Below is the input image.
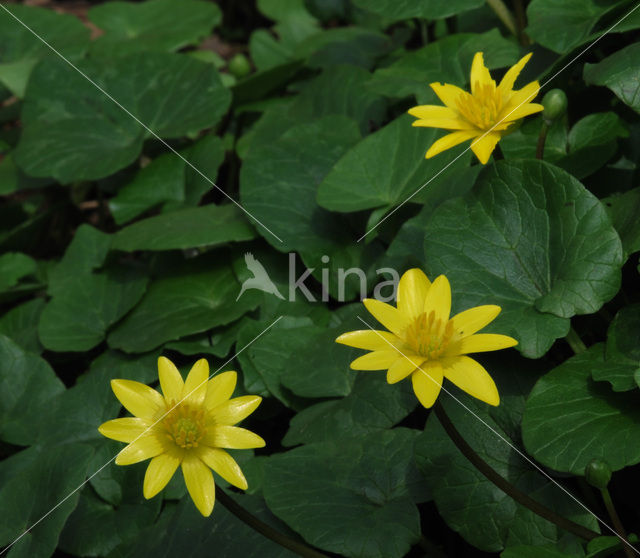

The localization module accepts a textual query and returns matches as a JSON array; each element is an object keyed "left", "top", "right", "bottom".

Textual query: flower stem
[
  {"left": 512, "top": 0, "right": 529, "bottom": 45},
  {"left": 565, "top": 326, "right": 587, "bottom": 354},
  {"left": 433, "top": 402, "right": 599, "bottom": 541},
  {"left": 600, "top": 488, "right": 634, "bottom": 558},
  {"left": 217, "top": 489, "right": 329, "bottom": 558},
  {"left": 536, "top": 121, "right": 549, "bottom": 159},
  {"left": 486, "top": 0, "right": 518, "bottom": 37}
]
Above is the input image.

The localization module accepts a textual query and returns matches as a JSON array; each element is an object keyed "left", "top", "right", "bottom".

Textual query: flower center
[
  {"left": 163, "top": 402, "right": 207, "bottom": 449},
  {"left": 456, "top": 83, "right": 505, "bottom": 130},
  {"left": 403, "top": 311, "right": 454, "bottom": 360}
]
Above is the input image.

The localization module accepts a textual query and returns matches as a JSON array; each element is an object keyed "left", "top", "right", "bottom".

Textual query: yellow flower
[
  {"left": 98, "top": 357, "right": 265, "bottom": 517},
  {"left": 336, "top": 269, "right": 517, "bottom": 408},
  {"left": 408, "top": 52, "right": 543, "bottom": 164}
]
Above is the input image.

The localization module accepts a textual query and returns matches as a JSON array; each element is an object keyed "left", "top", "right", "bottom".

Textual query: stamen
[
  {"left": 403, "top": 312, "right": 454, "bottom": 360},
  {"left": 163, "top": 401, "right": 207, "bottom": 449}
]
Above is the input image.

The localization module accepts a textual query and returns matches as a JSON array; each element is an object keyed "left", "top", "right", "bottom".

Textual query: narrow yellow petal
[
  {"left": 206, "top": 425, "right": 266, "bottom": 449},
  {"left": 350, "top": 350, "right": 399, "bottom": 370},
  {"left": 503, "top": 81, "right": 540, "bottom": 112},
  {"left": 209, "top": 395, "right": 262, "bottom": 426},
  {"left": 470, "top": 52, "right": 494, "bottom": 94},
  {"left": 98, "top": 417, "right": 151, "bottom": 443},
  {"left": 387, "top": 355, "right": 425, "bottom": 384},
  {"left": 412, "top": 118, "right": 475, "bottom": 131},
  {"left": 411, "top": 363, "right": 443, "bottom": 408},
  {"left": 143, "top": 450, "right": 182, "bottom": 499},
  {"left": 470, "top": 132, "right": 501, "bottom": 164},
  {"left": 183, "top": 358, "right": 209, "bottom": 405},
  {"left": 426, "top": 130, "right": 478, "bottom": 158},
  {"left": 449, "top": 305, "right": 501, "bottom": 339},
  {"left": 115, "top": 434, "right": 166, "bottom": 465},
  {"left": 498, "top": 52, "right": 533, "bottom": 94},
  {"left": 442, "top": 356, "right": 500, "bottom": 406},
  {"left": 335, "top": 330, "right": 402, "bottom": 351},
  {"left": 204, "top": 371, "right": 237, "bottom": 412},
  {"left": 429, "top": 82, "right": 467, "bottom": 109},
  {"left": 111, "top": 379, "right": 165, "bottom": 421},
  {"left": 408, "top": 105, "right": 472, "bottom": 130},
  {"left": 182, "top": 455, "right": 215, "bottom": 517},
  {"left": 363, "top": 298, "right": 409, "bottom": 336},
  {"left": 423, "top": 274, "right": 451, "bottom": 323},
  {"left": 197, "top": 447, "right": 248, "bottom": 490},
  {"left": 502, "top": 102, "right": 543, "bottom": 121},
  {"left": 158, "top": 356, "right": 184, "bottom": 403},
  {"left": 397, "top": 268, "right": 431, "bottom": 319},
  {"left": 445, "top": 333, "right": 518, "bottom": 356}
]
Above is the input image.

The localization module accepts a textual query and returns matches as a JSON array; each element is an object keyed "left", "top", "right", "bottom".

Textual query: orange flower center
[
  {"left": 163, "top": 402, "right": 207, "bottom": 449},
  {"left": 456, "top": 83, "right": 505, "bottom": 130},
  {"left": 404, "top": 311, "right": 454, "bottom": 360}
]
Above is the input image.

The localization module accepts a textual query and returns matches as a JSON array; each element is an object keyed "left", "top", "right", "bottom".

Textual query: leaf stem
[
  {"left": 217, "top": 489, "right": 330, "bottom": 558},
  {"left": 600, "top": 488, "right": 634, "bottom": 558},
  {"left": 565, "top": 326, "right": 587, "bottom": 354},
  {"left": 433, "top": 402, "right": 599, "bottom": 541},
  {"left": 486, "top": 0, "right": 518, "bottom": 37},
  {"left": 536, "top": 121, "right": 549, "bottom": 160}
]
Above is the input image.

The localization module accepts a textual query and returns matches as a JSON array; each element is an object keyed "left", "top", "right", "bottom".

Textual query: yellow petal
[
  {"left": 470, "top": 52, "right": 494, "bottom": 94},
  {"left": 423, "top": 274, "right": 451, "bottom": 323},
  {"left": 182, "top": 454, "right": 215, "bottom": 517},
  {"left": 430, "top": 82, "right": 467, "bottom": 109},
  {"left": 204, "top": 371, "right": 237, "bottom": 412},
  {"left": 350, "top": 350, "right": 399, "bottom": 370},
  {"left": 387, "top": 355, "right": 425, "bottom": 384},
  {"left": 183, "top": 358, "right": 209, "bottom": 405},
  {"left": 503, "top": 81, "right": 540, "bottom": 113},
  {"left": 111, "top": 379, "right": 165, "bottom": 421},
  {"left": 412, "top": 118, "right": 474, "bottom": 131},
  {"left": 408, "top": 105, "right": 472, "bottom": 130},
  {"left": 397, "top": 268, "right": 431, "bottom": 319},
  {"left": 158, "top": 356, "right": 184, "bottom": 403},
  {"left": 502, "top": 102, "right": 543, "bottom": 121},
  {"left": 197, "top": 447, "right": 248, "bottom": 490},
  {"left": 498, "top": 52, "right": 532, "bottom": 94},
  {"left": 143, "top": 450, "right": 182, "bottom": 499},
  {"left": 442, "top": 356, "right": 500, "bottom": 406},
  {"left": 363, "top": 298, "right": 409, "bottom": 336},
  {"left": 98, "top": 417, "right": 151, "bottom": 443},
  {"left": 206, "top": 425, "right": 266, "bottom": 449},
  {"left": 115, "top": 434, "right": 166, "bottom": 465},
  {"left": 426, "top": 130, "right": 478, "bottom": 158},
  {"left": 445, "top": 333, "right": 518, "bottom": 356},
  {"left": 411, "top": 363, "right": 443, "bottom": 408},
  {"left": 336, "top": 330, "right": 401, "bottom": 351},
  {"left": 470, "top": 132, "right": 501, "bottom": 164},
  {"left": 209, "top": 395, "right": 262, "bottom": 425},
  {"left": 449, "top": 305, "right": 501, "bottom": 339}
]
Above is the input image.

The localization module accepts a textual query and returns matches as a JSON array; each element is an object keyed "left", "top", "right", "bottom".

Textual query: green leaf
[
  {"left": 108, "top": 256, "right": 258, "bottom": 353},
  {"left": 500, "top": 117, "right": 568, "bottom": 163},
  {"left": 502, "top": 547, "right": 573, "bottom": 558},
  {"left": 232, "top": 59, "right": 305, "bottom": 106},
  {"left": 112, "top": 204, "right": 256, "bottom": 252},
  {"left": 522, "top": 344, "right": 640, "bottom": 475},
  {"left": 263, "top": 429, "right": 422, "bottom": 558},
  {"left": 422, "top": 160, "right": 623, "bottom": 358},
  {"left": 584, "top": 43, "right": 640, "bottom": 114},
  {"left": 88, "top": 0, "right": 221, "bottom": 56},
  {"left": 165, "top": 319, "right": 246, "bottom": 359},
  {"left": 0, "top": 444, "right": 94, "bottom": 558},
  {"left": 0, "top": 334, "right": 64, "bottom": 445},
  {"left": 604, "top": 186, "right": 640, "bottom": 260},
  {"left": 0, "top": 4, "right": 90, "bottom": 97},
  {"left": 317, "top": 114, "right": 471, "bottom": 212},
  {"left": 366, "top": 30, "right": 519, "bottom": 100},
  {"left": 351, "top": 0, "right": 483, "bottom": 21},
  {"left": 0, "top": 252, "right": 36, "bottom": 291},
  {"left": 15, "top": 53, "right": 230, "bottom": 182},
  {"left": 416, "top": 356, "right": 598, "bottom": 552},
  {"left": 526, "top": 0, "right": 627, "bottom": 54},
  {"left": 0, "top": 298, "right": 45, "bottom": 354},
  {"left": 283, "top": 373, "right": 416, "bottom": 446}
]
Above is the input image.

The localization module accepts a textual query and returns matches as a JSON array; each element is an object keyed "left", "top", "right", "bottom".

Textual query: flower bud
[
  {"left": 585, "top": 458, "right": 612, "bottom": 489},
  {"left": 228, "top": 54, "right": 251, "bottom": 78},
  {"left": 541, "top": 89, "right": 568, "bottom": 123}
]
